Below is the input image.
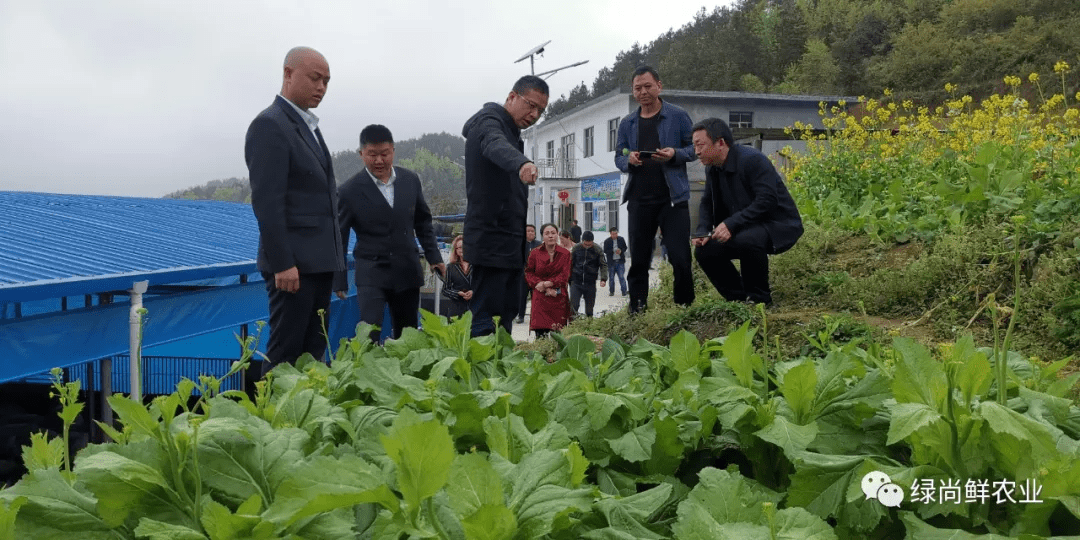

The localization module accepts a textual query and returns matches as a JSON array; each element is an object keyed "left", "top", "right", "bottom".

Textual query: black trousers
[
  {"left": 469, "top": 264, "right": 522, "bottom": 337},
  {"left": 570, "top": 282, "right": 597, "bottom": 317},
  {"left": 357, "top": 286, "right": 420, "bottom": 343},
  {"left": 694, "top": 224, "right": 773, "bottom": 304},
  {"left": 261, "top": 271, "right": 333, "bottom": 373},
  {"left": 626, "top": 200, "right": 695, "bottom": 311},
  {"left": 517, "top": 275, "right": 531, "bottom": 319}
]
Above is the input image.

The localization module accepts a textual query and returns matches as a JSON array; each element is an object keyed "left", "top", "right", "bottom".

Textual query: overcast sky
[{"left": 0, "top": 0, "right": 731, "bottom": 197}]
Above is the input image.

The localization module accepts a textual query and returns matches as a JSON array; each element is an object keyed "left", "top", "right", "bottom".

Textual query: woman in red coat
[{"left": 525, "top": 223, "right": 572, "bottom": 338}]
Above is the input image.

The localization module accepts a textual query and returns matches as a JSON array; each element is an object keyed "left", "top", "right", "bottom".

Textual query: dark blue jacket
[{"left": 614, "top": 99, "right": 697, "bottom": 205}]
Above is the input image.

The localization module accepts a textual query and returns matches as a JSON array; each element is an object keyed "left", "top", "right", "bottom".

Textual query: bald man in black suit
[{"left": 246, "top": 46, "right": 345, "bottom": 373}]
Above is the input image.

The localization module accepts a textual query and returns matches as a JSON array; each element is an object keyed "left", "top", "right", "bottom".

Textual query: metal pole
[{"left": 129, "top": 280, "right": 149, "bottom": 402}]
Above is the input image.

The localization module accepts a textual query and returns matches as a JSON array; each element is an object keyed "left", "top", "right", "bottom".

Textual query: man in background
[
  {"left": 603, "top": 227, "right": 628, "bottom": 296},
  {"left": 462, "top": 75, "right": 549, "bottom": 336},
  {"left": 614, "top": 65, "right": 697, "bottom": 313},
  {"left": 691, "top": 118, "right": 803, "bottom": 306},
  {"left": 333, "top": 124, "right": 445, "bottom": 342},
  {"left": 516, "top": 223, "right": 541, "bottom": 324},
  {"left": 569, "top": 231, "right": 607, "bottom": 318},
  {"left": 569, "top": 219, "right": 582, "bottom": 243},
  {"left": 246, "top": 46, "right": 343, "bottom": 375}
]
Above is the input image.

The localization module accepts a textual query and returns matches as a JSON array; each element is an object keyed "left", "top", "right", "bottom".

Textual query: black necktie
[{"left": 313, "top": 127, "right": 330, "bottom": 167}]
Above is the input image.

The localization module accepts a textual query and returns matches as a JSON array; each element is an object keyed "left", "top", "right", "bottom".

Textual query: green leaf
[
  {"left": 886, "top": 402, "right": 943, "bottom": 445},
  {"left": 21, "top": 432, "right": 65, "bottom": 472},
  {"left": 780, "top": 361, "right": 818, "bottom": 424},
  {"left": 721, "top": 323, "right": 761, "bottom": 390},
  {"left": 567, "top": 442, "right": 589, "bottom": 488},
  {"left": 606, "top": 423, "right": 656, "bottom": 463},
  {"left": 107, "top": 395, "right": 161, "bottom": 437},
  {"left": 0, "top": 496, "right": 26, "bottom": 540},
  {"left": 446, "top": 453, "right": 505, "bottom": 518},
  {"left": 381, "top": 411, "right": 455, "bottom": 511},
  {"left": 899, "top": 511, "right": 1015, "bottom": 539},
  {"left": 978, "top": 401, "right": 1061, "bottom": 466},
  {"left": 670, "top": 330, "right": 703, "bottom": 373},
  {"left": 891, "top": 339, "right": 947, "bottom": 409},
  {"left": 675, "top": 468, "right": 781, "bottom": 526},
  {"left": 585, "top": 392, "right": 626, "bottom": 430},
  {"left": 950, "top": 335, "right": 992, "bottom": 406},
  {"left": 564, "top": 335, "right": 597, "bottom": 364},
  {"left": 507, "top": 449, "right": 572, "bottom": 512},
  {"left": 673, "top": 468, "right": 835, "bottom": 539},
  {"left": 75, "top": 450, "right": 189, "bottom": 529},
  {"left": 1, "top": 469, "right": 123, "bottom": 539},
  {"left": 754, "top": 417, "right": 819, "bottom": 455},
  {"left": 195, "top": 415, "right": 309, "bottom": 506},
  {"left": 514, "top": 485, "right": 593, "bottom": 539},
  {"left": 263, "top": 454, "right": 398, "bottom": 527},
  {"left": 461, "top": 504, "right": 517, "bottom": 540},
  {"left": 595, "top": 483, "right": 673, "bottom": 522},
  {"left": 132, "top": 518, "right": 206, "bottom": 540}
]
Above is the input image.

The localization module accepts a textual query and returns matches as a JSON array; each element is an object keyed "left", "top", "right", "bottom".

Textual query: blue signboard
[{"left": 581, "top": 172, "right": 621, "bottom": 202}]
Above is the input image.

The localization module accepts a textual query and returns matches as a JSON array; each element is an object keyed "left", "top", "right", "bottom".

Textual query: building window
[
  {"left": 729, "top": 111, "right": 753, "bottom": 128},
  {"left": 607, "top": 118, "right": 619, "bottom": 151},
  {"left": 560, "top": 133, "right": 575, "bottom": 159},
  {"left": 583, "top": 127, "right": 594, "bottom": 157},
  {"left": 607, "top": 200, "right": 619, "bottom": 231},
  {"left": 546, "top": 140, "right": 554, "bottom": 159},
  {"left": 583, "top": 202, "right": 593, "bottom": 231}
]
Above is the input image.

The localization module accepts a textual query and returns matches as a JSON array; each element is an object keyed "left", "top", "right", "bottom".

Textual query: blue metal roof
[{"left": 0, "top": 191, "right": 260, "bottom": 302}]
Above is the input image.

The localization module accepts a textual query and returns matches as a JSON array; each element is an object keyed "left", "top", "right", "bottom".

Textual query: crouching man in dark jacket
[
  {"left": 569, "top": 231, "right": 608, "bottom": 318},
  {"left": 690, "top": 118, "right": 803, "bottom": 306}
]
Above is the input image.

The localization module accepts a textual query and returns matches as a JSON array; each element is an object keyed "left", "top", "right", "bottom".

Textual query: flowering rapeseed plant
[{"left": 785, "top": 65, "right": 1080, "bottom": 244}]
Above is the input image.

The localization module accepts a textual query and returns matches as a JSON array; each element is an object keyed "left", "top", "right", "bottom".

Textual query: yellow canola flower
[
  {"left": 1029, "top": 72, "right": 1040, "bottom": 83},
  {"left": 1055, "top": 61, "right": 1070, "bottom": 74}
]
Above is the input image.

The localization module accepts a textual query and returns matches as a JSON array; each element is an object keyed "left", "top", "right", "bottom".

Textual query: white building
[{"left": 523, "top": 89, "right": 849, "bottom": 235}]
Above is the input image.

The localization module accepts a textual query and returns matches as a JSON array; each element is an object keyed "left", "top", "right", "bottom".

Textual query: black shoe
[
  {"left": 515, "top": 317, "right": 524, "bottom": 324},
  {"left": 622, "top": 291, "right": 628, "bottom": 296},
  {"left": 609, "top": 291, "right": 614, "bottom": 296}
]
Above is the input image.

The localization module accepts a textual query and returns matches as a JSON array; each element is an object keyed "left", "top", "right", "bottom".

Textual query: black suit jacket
[
  {"left": 245, "top": 96, "right": 345, "bottom": 274},
  {"left": 333, "top": 167, "right": 443, "bottom": 292},
  {"left": 696, "top": 144, "right": 803, "bottom": 254}
]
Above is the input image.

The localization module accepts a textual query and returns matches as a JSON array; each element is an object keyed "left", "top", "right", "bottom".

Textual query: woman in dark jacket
[
  {"left": 442, "top": 235, "right": 473, "bottom": 317},
  {"left": 525, "top": 224, "right": 572, "bottom": 338}
]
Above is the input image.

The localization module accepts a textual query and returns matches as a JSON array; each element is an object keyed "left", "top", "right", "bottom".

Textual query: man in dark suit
[
  {"left": 691, "top": 118, "right": 803, "bottom": 306},
  {"left": 333, "top": 124, "right": 445, "bottom": 343},
  {"left": 245, "top": 46, "right": 344, "bottom": 372}
]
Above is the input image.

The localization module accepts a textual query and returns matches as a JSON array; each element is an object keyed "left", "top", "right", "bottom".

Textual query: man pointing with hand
[{"left": 462, "top": 75, "right": 549, "bottom": 337}]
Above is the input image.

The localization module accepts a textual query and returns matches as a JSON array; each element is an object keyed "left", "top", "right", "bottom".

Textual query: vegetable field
[{"left": 2, "top": 310, "right": 1079, "bottom": 539}]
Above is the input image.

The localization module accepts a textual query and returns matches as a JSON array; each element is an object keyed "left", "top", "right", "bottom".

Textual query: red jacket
[{"left": 525, "top": 245, "right": 571, "bottom": 331}]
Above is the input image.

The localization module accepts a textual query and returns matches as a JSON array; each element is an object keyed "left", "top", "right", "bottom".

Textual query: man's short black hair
[
  {"left": 631, "top": 65, "right": 661, "bottom": 84},
  {"left": 582, "top": 231, "right": 594, "bottom": 242},
  {"left": 360, "top": 124, "right": 394, "bottom": 148},
  {"left": 692, "top": 118, "right": 734, "bottom": 147},
  {"left": 526, "top": 224, "right": 536, "bottom": 230},
  {"left": 572, "top": 219, "right": 578, "bottom": 224},
  {"left": 513, "top": 75, "right": 549, "bottom": 97},
  {"left": 609, "top": 227, "right": 618, "bottom": 233}
]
